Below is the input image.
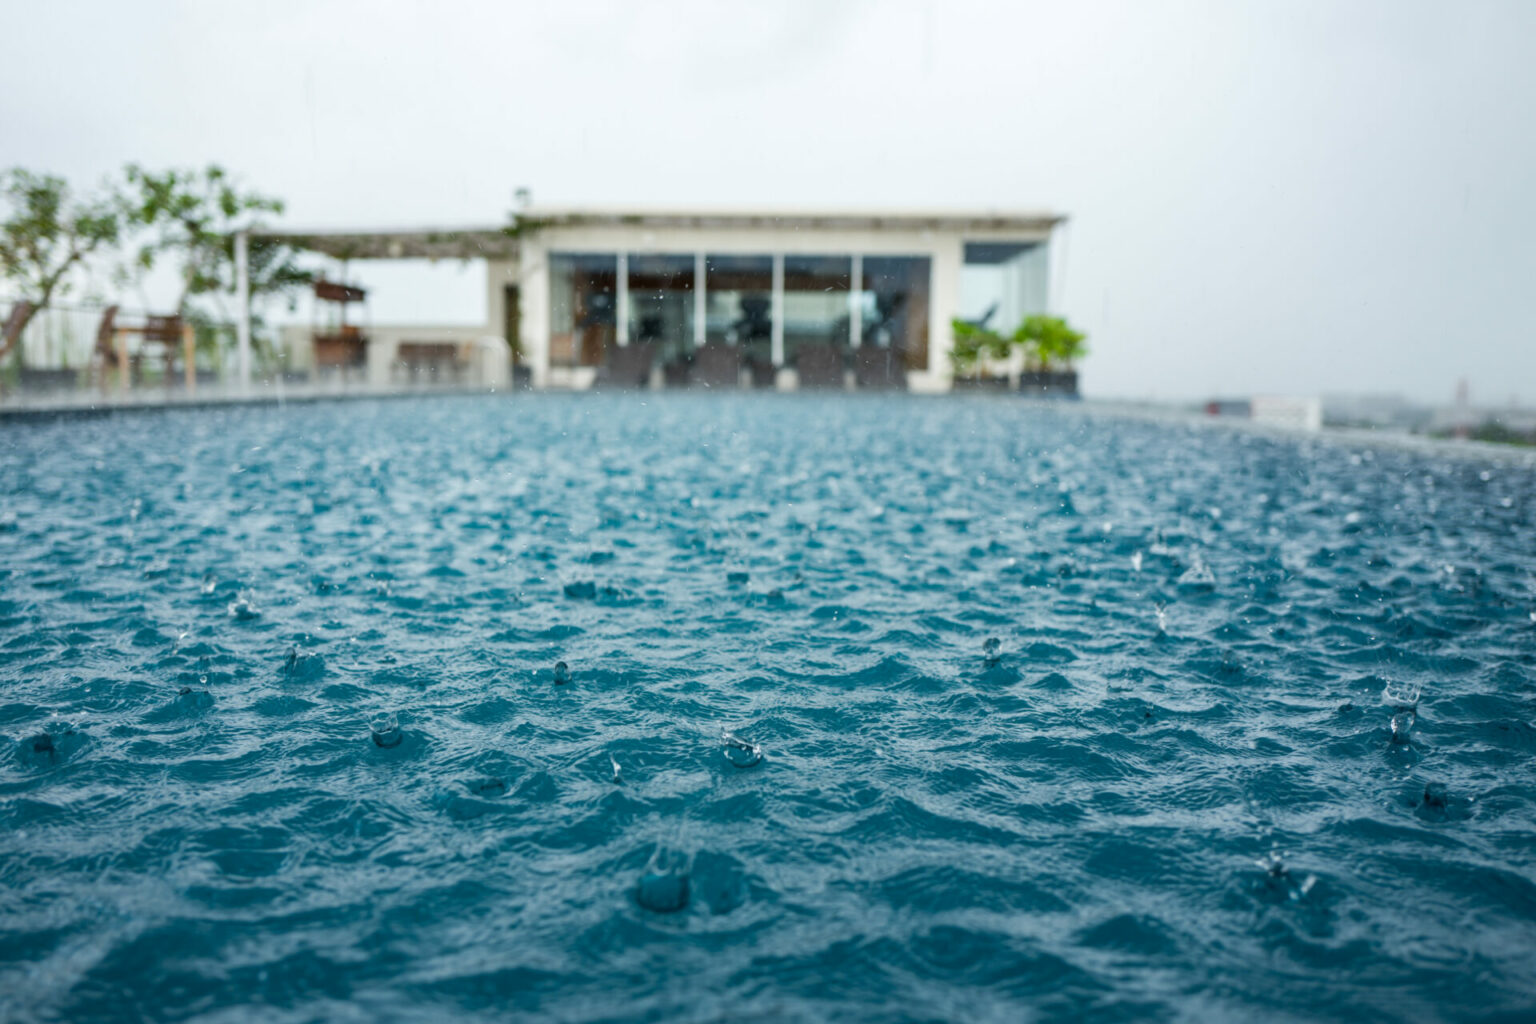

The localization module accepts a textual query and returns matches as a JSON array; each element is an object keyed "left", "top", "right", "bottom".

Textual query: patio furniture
[
  {"left": 595, "top": 341, "right": 658, "bottom": 389},
  {"left": 853, "top": 346, "right": 906, "bottom": 391},
  {"left": 690, "top": 341, "right": 741, "bottom": 389},
  {"left": 793, "top": 344, "right": 845, "bottom": 390}
]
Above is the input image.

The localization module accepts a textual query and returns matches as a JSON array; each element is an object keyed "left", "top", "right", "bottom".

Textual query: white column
[
  {"left": 522, "top": 244, "right": 550, "bottom": 389},
  {"left": 1047, "top": 220, "right": 1069, "bottom": 314},
  {"left": 693, "top": 252, "right": 706, "bottom": 348},
  {"left": 234, "top": 230, "right": 251, "bottom": 391},
  {"left": 849, "top": 253, "right": 863, "bottom": 349},
  {"left": 615, "top": 252, "right": 629, "bottom": 346},
  {"left": 770, "top": 253, "right": 784, "bottom": 366}
]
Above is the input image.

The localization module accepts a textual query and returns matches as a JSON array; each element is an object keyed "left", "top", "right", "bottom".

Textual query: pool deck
[{"left": 0, "top": 382, "right": 505, "bottom": 422}]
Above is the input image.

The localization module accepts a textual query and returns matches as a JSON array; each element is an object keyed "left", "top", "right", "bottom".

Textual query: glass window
[
  {"left": 704, "top": 255, "right": 773, "bottom": 367},
  {"left": 627, "top": 254, "right": 694, "bottom": 363},
  {"left": 549, "top": 252, "right": 617, "bottom": 367},
  {"left": 959, "top": 242, "right": 1048, "bottom": 338},
  {"left": 860, "top": 256, "right": 931, "bottom": 371},
  {"left": 782, "top": 255, "right": 851, "bottom": 365}
]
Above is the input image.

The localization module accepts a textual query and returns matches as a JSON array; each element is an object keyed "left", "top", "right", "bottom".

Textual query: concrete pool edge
[{"left": 3, "top": 387, "right": 1532, "bottom": 470}]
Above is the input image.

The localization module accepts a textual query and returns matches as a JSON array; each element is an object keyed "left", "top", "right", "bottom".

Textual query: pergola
[{"left": 232, "top": 224, "right": 519, "bottom": 388}]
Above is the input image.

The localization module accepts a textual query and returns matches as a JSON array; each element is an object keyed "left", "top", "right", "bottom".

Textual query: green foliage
[
  {"left": 0, "top": 168, "right": 124, "bottom": 356},
  {"left": 951, "top": 313, "right": 1088, "bottom": 376},
  {"left": 123, "top": 164, "right": 307, "bottom": 315},
  {"left": 1012, "top": 314, "right": 1088, "bottom": 370},
  {"left": 950, "top": 318, "right": 1011, "bottom": 372}
]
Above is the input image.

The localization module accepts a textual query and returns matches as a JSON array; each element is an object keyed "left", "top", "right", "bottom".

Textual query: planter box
[
  {"left": 1019, "top": 370, "right": 1079, "bottom": 398},
  {"left": 953, "top": 375, "right": 1012, "bottom": 393},
  {"left": 18, "top": 368, "right": 80, "bottom": 392}
]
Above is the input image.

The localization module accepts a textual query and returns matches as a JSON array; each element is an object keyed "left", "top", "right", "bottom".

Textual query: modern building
[{"left": 260, "top": 206, "right": 1066, "bottom": 393}]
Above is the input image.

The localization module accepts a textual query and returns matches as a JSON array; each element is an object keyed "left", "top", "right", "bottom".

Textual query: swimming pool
[{"left": 2, "top": 394, "right": 1533, "bottom": 1022}]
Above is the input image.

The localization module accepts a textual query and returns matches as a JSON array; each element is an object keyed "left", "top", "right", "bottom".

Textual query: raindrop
[
  {"left": 722, "top": 730, "right": 763, "bottom": 768},
  {"left": 1390, "top": 709, "right": 1416, "bottom": 744},
  {"left": 471, "top": 777, "right": 507, "bottom": 797},
  {"left": 982, "top": 637, "right": 1001, "bottom": 664},
  {"left": 370, "top": 713, "right": 403, "bottom": 748},
  {"left": 1131, "top": 550, "right": 1143, "bottom": 572},
  {"left": 636, "top": 848, "right": 690, "bottom": 913},
  {"left": 227, "top": 594, "right": 260, "bottom": 621},
  {"left": 1256, "top": 848, "right": 1316, "bottom": 899},
  {"left": 609, "top": 753, "right": 622, "bottom": 783},
  {"left": 553, "top": 660, "right": 571, "bottom": 685},
  {"left": 1177, "top": 555, "right": 1217, "bottom": 589}
]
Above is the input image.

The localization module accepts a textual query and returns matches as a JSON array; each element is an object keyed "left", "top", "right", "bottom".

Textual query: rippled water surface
[{"left": 3, "top": 394, "right": 1535, "bottom": 1022}]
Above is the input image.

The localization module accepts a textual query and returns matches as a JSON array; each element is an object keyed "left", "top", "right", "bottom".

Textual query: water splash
[
  {"left": 722, "top": 731, "right": 763, "bottom": 768},
  {"left": 636, "top": 847, "right": 691, "bottom": 913},
  {"left": 1177, "top": 555, "right": 1217, "bottom": 589},
  {"left": 553, "top": 661, "right": 571, "bottom": 685},
  {"left": 227, "top": 593, "right": 260, "bottom": 621},
  {"left": 369, "top": 713, "right": 403, "bottom": 749},
  {"left": 1383, "top": 680, "right": 1421, "bottom": 744},
  {"left": 1255, "top": 849, "right": 1317, "bottom": 900}
]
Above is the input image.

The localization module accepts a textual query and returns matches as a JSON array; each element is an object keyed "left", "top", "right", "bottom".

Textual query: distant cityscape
[{"left": 1200, "top": 385, "right": 1536, "bottom": 446}]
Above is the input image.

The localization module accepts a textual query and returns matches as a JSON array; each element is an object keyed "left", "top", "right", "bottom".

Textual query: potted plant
[
  {"left": 1015, "top": 314, "right": 1086, "bottom": 397},
  {"left": 949, "top": 318, "right": 1013, "bottom": 391}
]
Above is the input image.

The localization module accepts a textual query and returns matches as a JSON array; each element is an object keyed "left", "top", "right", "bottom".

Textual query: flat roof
[{"left": 256, "top": 206, "right": 1066, "bottom": 260}]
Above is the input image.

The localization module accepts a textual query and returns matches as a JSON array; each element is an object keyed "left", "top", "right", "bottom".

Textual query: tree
[
  {"left": 124, "top": 164, "right": 312, "bottom": 367},
  {"left": 0, "top": 169, "right": 124, "bottom": 361},
  {"left": 123, "top": 164, "right": 302, "bottom": 317},
  {"left": 188, "top": 233, "right": 315, "bottom": 365}
]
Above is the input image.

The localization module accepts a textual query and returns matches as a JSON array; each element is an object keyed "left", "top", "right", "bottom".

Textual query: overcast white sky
[{"left": 4, "top": 0, "right": 1533, "bottom": 402}]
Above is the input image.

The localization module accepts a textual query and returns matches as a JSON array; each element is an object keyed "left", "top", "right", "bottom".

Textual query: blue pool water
[{"left": 2, "top": 394, "right": 1534, "bottom": 1022}]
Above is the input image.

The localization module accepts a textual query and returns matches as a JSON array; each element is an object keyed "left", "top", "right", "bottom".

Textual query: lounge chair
[
  {"left": 793, "top": 344, "right": 845, "bottom": 390},
  {"left": 853, "top": 346, "right": 907, "bottom": 391},
  {"left": 595, "top": 341, "right": 658, "bottom": 389},
  {"left": 691, "top": 341, "right": 741, "bottom": 389}
]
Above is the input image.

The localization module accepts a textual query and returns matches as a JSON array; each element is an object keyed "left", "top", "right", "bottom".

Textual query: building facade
[{"left": 263, "top": 207, "right": 1064, "bottom": 393}]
